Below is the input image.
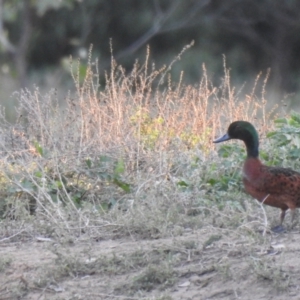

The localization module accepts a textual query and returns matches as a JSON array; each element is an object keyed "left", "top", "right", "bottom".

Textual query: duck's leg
[
  {"left": 271, "top": 208, "right": 287, "bottom": 233},
  {"left": 280, "top": 209, "right": 286, "bottom": 225},
  {"left": 290, "top": 207, "right": 297, "bottom": 228}
]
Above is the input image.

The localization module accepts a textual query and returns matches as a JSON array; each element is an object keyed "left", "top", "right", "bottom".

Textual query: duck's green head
[{"left": 213, "top": 121, "right": 259, "bottom": 158}]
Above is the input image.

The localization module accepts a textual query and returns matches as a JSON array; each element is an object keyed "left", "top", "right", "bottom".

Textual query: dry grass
[
  {"left": 0, "top": 47, "right": 296, "bottom": 299},
  {"left": 0, "top": 47, "right": 271, "bottom": 235}
]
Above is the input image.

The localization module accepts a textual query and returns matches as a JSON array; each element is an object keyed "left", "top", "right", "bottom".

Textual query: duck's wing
[{"left": 259, "top": 166, "right": 300, "bottom": 196}]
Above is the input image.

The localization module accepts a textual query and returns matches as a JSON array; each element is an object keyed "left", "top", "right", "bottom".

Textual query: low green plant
[
  {"left": 85, "top": 155, "right": 131, "bottom": 193},
  {"left": 250, "top": 259, "right": 290, "bottom": 291},
  {"left": 266, "top": 111, "right": 300, "bottom": 162},
  {"left": 0, "top": 256, "right": 12, "bottom": 272},
  {"left": 132, "top": 264, "right": 176, "bottom": 292},
  {"left": 84, "top": 155, "right": 131, "bottom": 210},
  {"left": 130, "top": 109, "right": 210, "bottom": 150},
  {"left": 208, "top": 144, "right": 245, "bottom": 191}
]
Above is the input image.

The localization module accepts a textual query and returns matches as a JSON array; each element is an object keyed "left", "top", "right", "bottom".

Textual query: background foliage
[{"left": 2, "top": 0, "right": 300, "bottom": 97}]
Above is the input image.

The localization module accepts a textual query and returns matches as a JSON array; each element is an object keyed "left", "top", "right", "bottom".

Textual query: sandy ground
[{"left": 1, "top": 226, "right": 300, "bottom": 300}]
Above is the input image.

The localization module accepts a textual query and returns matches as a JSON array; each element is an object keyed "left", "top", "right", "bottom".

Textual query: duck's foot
[{"left": 271, "top": 225, "right": 286, "bottom": 233}]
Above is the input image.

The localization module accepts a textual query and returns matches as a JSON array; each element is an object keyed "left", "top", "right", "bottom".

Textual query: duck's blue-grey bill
[{"left": 213, "top": 133, "right": 231, "bottom": 143}]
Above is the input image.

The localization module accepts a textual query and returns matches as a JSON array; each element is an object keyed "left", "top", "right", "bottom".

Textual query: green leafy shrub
[
  {"left": 130, "top": 109, "right": 210, "bottom": 150},
  {"left": 266, "top": 111, "right": 300, "bottom": 166}
]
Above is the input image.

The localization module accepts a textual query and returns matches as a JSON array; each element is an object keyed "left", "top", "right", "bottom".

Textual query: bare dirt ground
[{"left": 1, "top": 225, "right": 300, "bottom": 300}]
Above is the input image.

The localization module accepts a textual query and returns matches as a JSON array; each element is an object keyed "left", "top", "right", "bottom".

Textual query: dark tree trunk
[{"left": 14, "top": 0, "right": 32, "bottom": 88}]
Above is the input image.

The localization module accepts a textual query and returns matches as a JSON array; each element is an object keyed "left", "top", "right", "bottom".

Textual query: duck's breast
[{"left": 242, "top": 157, "right": 263, "bottom": 184}]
